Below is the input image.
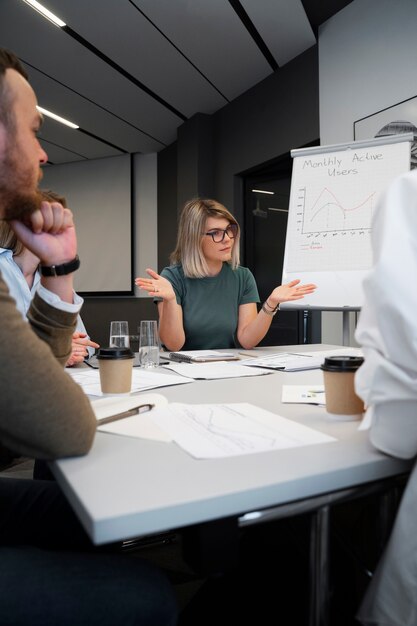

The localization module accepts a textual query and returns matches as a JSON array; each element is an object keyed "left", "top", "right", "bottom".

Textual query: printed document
[
  {"left": 163, "top": 361, "right": 272, "bottom": 380},
  {"left": 240, "top": 353, "right": 323, "bottom": 371},
  {"left": 67, "top": 368, "right": 193, "bottom": 396},
  {"left": 241, "top": 347, "right": 363, "bottom": 372},
  {"left": 282, "top": 385, "right": 326, "bottom": 405},
  {"left": 149, "top": 402, "right": 336, "bottom": 458}
]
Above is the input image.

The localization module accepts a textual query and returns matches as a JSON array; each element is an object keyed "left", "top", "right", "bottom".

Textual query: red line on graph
[{"left": 310, "top": 187, "right": 376, "bottom": 221}]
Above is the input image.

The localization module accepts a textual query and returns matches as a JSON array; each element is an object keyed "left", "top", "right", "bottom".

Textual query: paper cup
[
  {"left": 321, "top": 356, "right": 365, "bottom": 419},
  {"left": 97, "top": 347, "right": 134, "bottom": 394}
]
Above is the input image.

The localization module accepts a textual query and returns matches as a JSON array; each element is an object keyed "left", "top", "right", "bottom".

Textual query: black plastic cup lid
[
  {"left": 96, "top": 347, "right": 134, "bottom": 360},
  {"left": 321, "top": 355, "right": 364, "bottom": 372}
]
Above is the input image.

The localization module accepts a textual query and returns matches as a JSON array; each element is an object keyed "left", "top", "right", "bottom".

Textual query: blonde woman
[{"left": 136, "top": 198, "right": 316, "bottom": 351}]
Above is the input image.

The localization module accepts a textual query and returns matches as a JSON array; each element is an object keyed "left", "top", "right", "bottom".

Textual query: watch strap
[{"left": 39, "top": 255, "right": 80, "bottom": 277}]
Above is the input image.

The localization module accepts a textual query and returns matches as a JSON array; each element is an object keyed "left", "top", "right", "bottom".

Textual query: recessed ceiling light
[
  {"left": 21, "top": 0, "right": 66, "bottom": 28},
  {"left": 37, "top": 106, "right": 79, "bottom": 129},
  {"left": 251, "top": 189, "right": 275, "bottom": 195}
]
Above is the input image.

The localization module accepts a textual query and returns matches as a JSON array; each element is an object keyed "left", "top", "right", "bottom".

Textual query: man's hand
[{"left": 10, "top": 200, "right": 77, "bottom": 266}]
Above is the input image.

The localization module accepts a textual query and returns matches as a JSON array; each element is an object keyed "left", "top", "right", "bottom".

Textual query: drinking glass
[
  {"left": 109, "top": 321, "right": 130, "bottom": 348},
  {"left": 138, "top": 320, "right": 160, "bottom": 368}
]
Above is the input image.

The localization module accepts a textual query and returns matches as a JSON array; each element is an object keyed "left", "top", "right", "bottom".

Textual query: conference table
[{"left": 52, "top": 344, "right": 412, "bottom": 626}]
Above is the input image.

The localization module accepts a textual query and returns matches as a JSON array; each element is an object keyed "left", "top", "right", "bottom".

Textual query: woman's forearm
[
  {"left": 158, "top": 300, "right": 186, "bottom": 351},
  {"left": 238, "top": 279, "right": 317, "bottom": 349},
  {"left": 237, "top": 307, "right": 274, "bottom": 349}
]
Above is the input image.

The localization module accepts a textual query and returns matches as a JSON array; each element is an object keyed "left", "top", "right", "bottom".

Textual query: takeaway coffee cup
[
  {"left": 321, "top": 356, "right": 365, "bottom": 419},
  {"left": 96, "top": 347, "right": 135, "bottom": 394}
]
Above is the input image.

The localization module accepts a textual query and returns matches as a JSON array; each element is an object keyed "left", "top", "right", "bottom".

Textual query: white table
[{"left": 52, "top": 345, "right": 411, "bottom": 626}]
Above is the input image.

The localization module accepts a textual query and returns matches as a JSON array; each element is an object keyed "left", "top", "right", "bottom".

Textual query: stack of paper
[{"left": 167, "top": 350, "right": 238, "bottom": 362}]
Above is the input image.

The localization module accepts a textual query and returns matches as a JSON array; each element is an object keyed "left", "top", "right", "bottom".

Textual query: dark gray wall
[
  {"left": 177, "top": 113, "right": 214, "bottom": 210},
  {"left": 214, "top": 47, "right": 319, "bottom": 220},
  {"left": 157, "top": 142, "right": 178, "bottom": 271},
  {"left": 159, "top": 45, "right": 319, "bottom": 232}
]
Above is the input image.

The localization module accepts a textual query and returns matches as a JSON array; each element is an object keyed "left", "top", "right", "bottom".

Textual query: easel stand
[{"left": 342, "top": 310, "right": 350, "bottom": 346}]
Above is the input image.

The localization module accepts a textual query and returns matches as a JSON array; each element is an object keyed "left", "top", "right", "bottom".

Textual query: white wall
[
  {"left": 318, "top": 0, "right": 417, "bottom": 344},
  {"left": 42, "top": 153, "right": 158, "bottom": 295}
]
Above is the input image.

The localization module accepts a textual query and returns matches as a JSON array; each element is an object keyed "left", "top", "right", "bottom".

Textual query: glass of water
[
  {"left": 138, "top": 320, "right": 160, "bottom": 368},
  {"left": 109, "top": 321, "right": 130, "bottom": 348}
]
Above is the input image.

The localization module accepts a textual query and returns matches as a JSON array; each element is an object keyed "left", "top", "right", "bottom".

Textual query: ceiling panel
[
  {"left": 39, "top": 117, "right": 123, "bottom": 160},
  {"left": 0, "top": 0, "right": 348, "bottom": 163},
  {"left": 241, "top": 0, "right": 316, "bottom": 67},
  {"left": 25, "top": 64, "right": 165, "bottom": 154},
  {"left": 0, "top": 1, "right": 183, "bottom": 143},
  {"left": 131, "top": 0, "right": 273, "bottom": 101},
  {"left": 39, "top": 140, "right": 87, "bottom": 165},
  {"left": 44, "top": 0, "right": 228, "bottom": 116}
]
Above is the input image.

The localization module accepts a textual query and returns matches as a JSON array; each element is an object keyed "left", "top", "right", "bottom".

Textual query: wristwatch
[{"left": 39, "top": 255, "right": 80, "bottom": 277}]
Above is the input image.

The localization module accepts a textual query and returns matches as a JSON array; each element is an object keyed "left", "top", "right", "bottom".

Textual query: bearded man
[{"left": 0, "top": 48, "right": 176, "bottom": 626}]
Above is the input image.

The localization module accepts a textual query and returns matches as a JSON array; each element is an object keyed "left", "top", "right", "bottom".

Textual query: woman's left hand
[{"left": 267, "top": 279, "right": 316, "bottom": 307}]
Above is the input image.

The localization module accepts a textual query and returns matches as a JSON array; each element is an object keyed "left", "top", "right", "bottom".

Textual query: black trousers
[{"left": 0, "top": 477, "right": 177, "bottom": 626}]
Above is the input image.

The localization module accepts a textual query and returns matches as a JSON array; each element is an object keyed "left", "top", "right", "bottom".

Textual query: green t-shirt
[{"left": 159, "top": 263, "right": 260, "bottom": 350}]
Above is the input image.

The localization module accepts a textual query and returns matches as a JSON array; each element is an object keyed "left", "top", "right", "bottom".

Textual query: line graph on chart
[
  {"left": 285, "top": 183, "right": 375, "bottom": 272},
  {"left": 284, "top": 141, "right": 411, "bottom": 274},
  {"left": 303, "top": 187, "right": 376, "bottom": 234},
  {"left": 286, "top": 181, "right": 376, "bottom": 272}
]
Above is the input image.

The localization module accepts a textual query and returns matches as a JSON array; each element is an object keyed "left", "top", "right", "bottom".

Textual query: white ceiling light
[
  {"left": 21, "top": 0, "right": 66, "bottom": 27},
  {"left": 251, "top": 189, "right": 275, "bottom": 195},
  {"left": 37, "top": 106, "right": 79, "bottom": 129}
]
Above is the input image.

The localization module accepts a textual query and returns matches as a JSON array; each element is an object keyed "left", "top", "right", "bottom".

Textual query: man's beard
[
  {"left": 2, "top": 188, "right": 42, "bottom": 222},
  {"left": 0, "top": 140, "right": 42, "bottom": 222}
]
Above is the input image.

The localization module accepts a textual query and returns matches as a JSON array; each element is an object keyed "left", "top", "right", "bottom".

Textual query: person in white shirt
[
  {"left": 0, "top": 189, "right": 99, "bottom": 365},
  {"left": 355, "top": 169, "right": 417, "bottom": 626}
]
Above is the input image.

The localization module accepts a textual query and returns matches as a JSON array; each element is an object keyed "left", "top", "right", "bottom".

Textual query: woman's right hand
[{"left": 135, "top": 268, "right": 176, "bottom": 301}]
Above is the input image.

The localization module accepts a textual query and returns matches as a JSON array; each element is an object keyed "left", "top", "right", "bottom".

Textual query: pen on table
[
  {"left": 98, "top": 403, "right": 154, "bottom": 425},
  {"left": 238, "top": 352, "right": 258, "bottom": 358}
]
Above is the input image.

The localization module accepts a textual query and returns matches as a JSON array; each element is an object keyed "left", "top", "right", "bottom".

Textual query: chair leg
[{"left": 309, "top": 505, "right": 331, "bottom": 626}]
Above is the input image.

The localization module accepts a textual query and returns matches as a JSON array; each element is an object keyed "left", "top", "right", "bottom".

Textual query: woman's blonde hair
[
  {"left": 0, "top": 189, "right": 67, "bottom": 255},
  {"left": 170, "top": 198, "right": 240, "bottom": 278}
]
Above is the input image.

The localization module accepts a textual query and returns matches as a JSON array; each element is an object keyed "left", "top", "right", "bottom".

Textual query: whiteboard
[{"left": 281, "top": 135, "right": 412, "bottom": 310}]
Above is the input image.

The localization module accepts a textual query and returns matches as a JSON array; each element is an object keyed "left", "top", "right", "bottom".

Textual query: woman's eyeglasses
[{"left": 204, "top": 224, "right": 238, "bottom": 243}]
